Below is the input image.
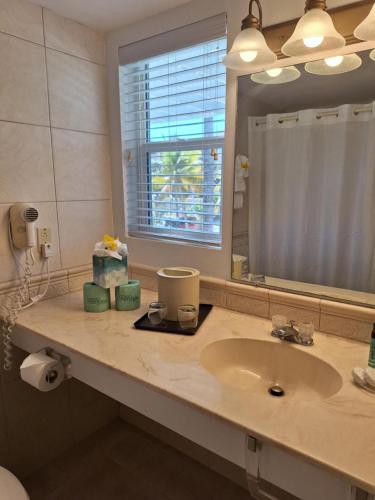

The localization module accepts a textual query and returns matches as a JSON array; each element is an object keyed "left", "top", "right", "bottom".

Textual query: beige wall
[
  {"left": 0, "top": 0, "right": 117, "bottom": 478},
  {"left": 0, "top": 0, "right": 113, "bottom": 286}
]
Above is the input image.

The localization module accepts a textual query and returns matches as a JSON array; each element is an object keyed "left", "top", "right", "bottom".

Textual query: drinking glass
[
  {"left": 177, "top": 305, "right": 198, "bottom": 330},
  {"left": 148, "top": 301, "right": 167, "bottom": 325}
]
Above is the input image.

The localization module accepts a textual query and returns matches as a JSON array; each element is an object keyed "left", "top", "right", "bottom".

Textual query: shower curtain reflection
[{"left": 248, "top": 103, "right": 375, "bottom": 293}]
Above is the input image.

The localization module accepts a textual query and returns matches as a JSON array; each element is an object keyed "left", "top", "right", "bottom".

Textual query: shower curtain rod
[{"left": 254, "top": 105, "right": 373, "bottom": 126}]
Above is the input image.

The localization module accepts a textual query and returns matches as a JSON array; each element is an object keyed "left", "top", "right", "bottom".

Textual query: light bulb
[
  {"left": 303, "top": 36, "right": 324, "bottom": 48},
  {"left": 324, "top": 55, "right": 344, "bottom": 67},
  {"left": 305, "top": 53, "right": 362, "bottom": 76},
  {"left": 240, "top": 50, "right": 258, "bottom": 62},
  {"left": 266, "top": 68, "right": 283, "bottom": 77},
  {"left": 251, "top": 66, "right": 301, "bottom": 85}
]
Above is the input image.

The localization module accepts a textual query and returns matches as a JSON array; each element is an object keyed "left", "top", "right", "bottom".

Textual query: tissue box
[{"left": 93, "top": 255, "right": 128, "bottom": 289}]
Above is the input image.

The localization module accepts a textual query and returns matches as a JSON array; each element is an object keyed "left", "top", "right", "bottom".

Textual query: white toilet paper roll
[{"left": 20, "top": 352, "right": 65, "bottom": 392}]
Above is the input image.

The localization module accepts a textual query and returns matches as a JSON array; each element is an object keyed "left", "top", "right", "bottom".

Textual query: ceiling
[
  {"left": 30, "top": 0, "right": 192, "bottom": 32},
  {"left": 30, "top": 0, "right": 364, "bottom": 36}
]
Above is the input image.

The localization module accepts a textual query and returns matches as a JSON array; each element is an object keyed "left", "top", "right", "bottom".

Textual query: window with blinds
[{"left": 118, "top": 15, "right": 227, "bottom": 246}]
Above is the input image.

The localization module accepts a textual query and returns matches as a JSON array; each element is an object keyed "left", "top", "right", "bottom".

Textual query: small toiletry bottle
[{"left": 368, "top": 323, "right": 375, "bottom": 369}]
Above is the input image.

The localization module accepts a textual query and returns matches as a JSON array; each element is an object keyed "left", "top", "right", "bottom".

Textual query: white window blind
[{"left": 118, "top": 14, "right": 227, "bottom": 246}]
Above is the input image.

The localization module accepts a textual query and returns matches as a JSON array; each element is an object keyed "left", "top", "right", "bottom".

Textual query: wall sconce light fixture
[
  {"left": 281, "top": 0, "right": 345, "bottom": 57},
  {"left": 354, "top": 3, "right": 375, "bottom": 41},
  {"left": 251, "top": 66, "right": 301, "bottom": 84},
  {"left": 305, "top": 53, "right": 362, "bottom": 75},
  {"left": 223, "top": 0, "right": 276, "bottom": 71}
]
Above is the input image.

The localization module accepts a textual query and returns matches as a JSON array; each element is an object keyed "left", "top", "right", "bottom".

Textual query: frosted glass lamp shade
[
  {"left": 370, "top": 48, "right": 375, "bottom": 61},
  {"left": 251, "top": 66, "right": 301, "bottom": 85},
  {"left": 282, "top": 8, "right": 345, "bottom": 57},
  {"left": 354, "top": 4, "right": 375, "bottom": 41},
  {"left": 223, "top": 27, "right": 277, "bottom": 71},
  {"left": 305, "top": 53, "right": 362, "bottom": 75}
]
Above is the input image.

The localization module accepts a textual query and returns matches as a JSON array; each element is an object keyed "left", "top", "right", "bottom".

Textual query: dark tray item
[{"left": 133, "top": 304, "right": 213, "bottom": 336}]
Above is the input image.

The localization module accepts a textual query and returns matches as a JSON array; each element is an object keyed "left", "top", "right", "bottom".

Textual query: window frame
[
  {"left": 120, "top": 35, "right": 227, "bottom": 248},
  {"left": 107, "top": 7, "right": 236, "bottom": 280}
]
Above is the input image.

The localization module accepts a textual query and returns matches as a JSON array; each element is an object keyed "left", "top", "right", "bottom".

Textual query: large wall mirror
[{"left": 232, "top": 46, "right": 375, "bottom": 307}]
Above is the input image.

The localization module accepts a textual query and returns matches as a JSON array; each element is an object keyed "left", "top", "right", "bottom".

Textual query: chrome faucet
[{"left": 271, "top": 320, "right": 314, "bottom": 346}]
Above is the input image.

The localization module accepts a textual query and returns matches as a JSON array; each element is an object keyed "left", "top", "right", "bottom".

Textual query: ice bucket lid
[{"left": 157, "top": 267, "right": 200, "bottom": 279}]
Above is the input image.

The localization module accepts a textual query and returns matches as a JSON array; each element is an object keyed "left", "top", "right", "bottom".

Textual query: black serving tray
[{"left": 133, "top": 304, "right": 213, "bottom": 336}]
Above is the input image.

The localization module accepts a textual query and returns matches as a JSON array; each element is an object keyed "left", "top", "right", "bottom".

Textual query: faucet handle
[
  {"left": 299, "top": 322, "right": 315, "bottom": 345},
  {"left": 271, "top": 315, "right": 287, "bottom": 330}
]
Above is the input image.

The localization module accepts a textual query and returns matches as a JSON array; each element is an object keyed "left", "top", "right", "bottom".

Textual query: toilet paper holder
[
  {"left": 20, "top": 347, "right": 72, "bottom": 392},
  {"left": 41, "top": 347, "right": 72, "bottom": 381}
]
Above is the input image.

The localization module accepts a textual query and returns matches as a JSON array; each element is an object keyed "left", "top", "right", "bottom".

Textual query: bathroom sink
[{"left": 200, "top": 338, "right": 342, "bottom": 401}]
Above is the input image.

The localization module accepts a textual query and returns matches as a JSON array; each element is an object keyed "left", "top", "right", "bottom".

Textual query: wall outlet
[
  {"left": 41, "top": 243, "right": 54, "bottom": 258},
  {"left": 38, "top": 227, "right": 52, "bottom": 251}
]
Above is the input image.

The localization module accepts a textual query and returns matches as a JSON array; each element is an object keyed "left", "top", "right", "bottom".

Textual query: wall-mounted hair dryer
[{"left": 9, "top": 203, "right": 39, "bottom": 249}]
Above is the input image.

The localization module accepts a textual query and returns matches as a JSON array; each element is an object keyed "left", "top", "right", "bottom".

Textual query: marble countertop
[{"left": 16, "top": 290, "right": 375, "bottom": 492}]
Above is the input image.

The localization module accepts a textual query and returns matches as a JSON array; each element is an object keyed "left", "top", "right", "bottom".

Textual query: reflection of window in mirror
[{"left": 232, "top": 48, "right": 375, "bottom": 306}]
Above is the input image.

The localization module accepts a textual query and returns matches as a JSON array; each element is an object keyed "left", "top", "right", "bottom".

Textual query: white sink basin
[{"left": 200, "top": 338, "right": 343, "bottom": 401}]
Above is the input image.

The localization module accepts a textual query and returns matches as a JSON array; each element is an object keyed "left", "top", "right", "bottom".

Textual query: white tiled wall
[
  {"left": 0, "top": 0, "right": 113, "bottom": 286},
  {"left": 0, "top": 0, "right": 118, "bottom": 478}
]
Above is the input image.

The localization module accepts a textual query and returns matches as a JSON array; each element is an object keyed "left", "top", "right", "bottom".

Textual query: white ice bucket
[{"left": 157, "top": 267, "right": 200, "bottom": 321}]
